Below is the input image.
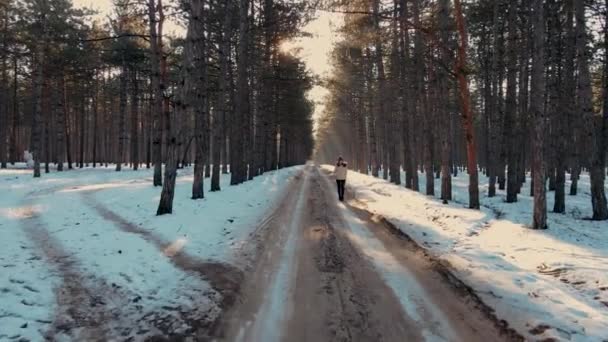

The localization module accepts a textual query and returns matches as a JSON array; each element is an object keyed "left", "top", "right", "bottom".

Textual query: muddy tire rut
[
  {"left": 80, "top": 192, "right": 245, "bottom": 339},
  {"left": 215, "top": 165, "right": 515, "bottom": 342},
  {"left": 19, "top": 200, "right": 125, "bottom": 341},
  {"left": 285, "top": 172, "right": 424, "bottom": 342},
  {"left": 19, "top": 180, "right": 246, "bottom": 340}
]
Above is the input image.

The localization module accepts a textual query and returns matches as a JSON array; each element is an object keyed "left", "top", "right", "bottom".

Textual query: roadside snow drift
[{"left": 321, "top": 165, "right": 608, "bottom": 342}]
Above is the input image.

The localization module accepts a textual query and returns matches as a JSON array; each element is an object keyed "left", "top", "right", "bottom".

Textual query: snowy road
[
  {"left": 215, "top": 164, "right": 512, "bottom": 342},
  {"left": 3, "top": 164, "right": 544, "bottom": 341}
]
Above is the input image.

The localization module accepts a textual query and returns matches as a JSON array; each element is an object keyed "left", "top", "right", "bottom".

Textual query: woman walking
[{"left": 334, "top": 157, "right": 348, "bottom": 201}]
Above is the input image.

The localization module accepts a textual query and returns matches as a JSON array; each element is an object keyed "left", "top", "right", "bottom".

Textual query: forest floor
[
  {"left": 0, "top": 164, "right": 301, "bottom": 341},
  {"left": 0, "top": 163, "right": 606, "bottom": 341}
]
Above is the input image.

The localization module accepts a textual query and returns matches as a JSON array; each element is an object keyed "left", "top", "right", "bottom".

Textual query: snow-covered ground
[
  {"left": 322, "top": 165, "right": 608, "bottom": 342},
  {"left": 0, "top": 164, "right": 301, "bottom": 341},
  {"left": 3, "top": 162, "right": 606, "bottom": 341}
]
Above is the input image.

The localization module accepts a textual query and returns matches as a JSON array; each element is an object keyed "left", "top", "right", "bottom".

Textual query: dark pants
[{"left": 336, "top": 180, "right": 346, "bottom": 201}]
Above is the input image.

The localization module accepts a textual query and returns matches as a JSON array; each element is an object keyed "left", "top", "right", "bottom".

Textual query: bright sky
[
  {"left": 73, "top": 0, "right": 340, "bottom": 130},
  {"left": 283, "top": 12, "right": 343, "bottom": 131}
]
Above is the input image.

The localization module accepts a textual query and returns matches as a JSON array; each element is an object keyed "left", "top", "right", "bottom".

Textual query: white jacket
[{"left": 334, "top": 164, "right": 348, "bottom": 180}]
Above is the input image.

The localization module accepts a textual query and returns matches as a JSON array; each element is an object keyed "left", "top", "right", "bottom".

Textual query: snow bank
[
  {"left": 88, "top": 166, "right": 303, "bottom": 264},
  {"left": 321, "top": 165, "right": 608, "bottom": 341},
  {"left": 0, "top": 165, "right": 301, "bottom": 340}
]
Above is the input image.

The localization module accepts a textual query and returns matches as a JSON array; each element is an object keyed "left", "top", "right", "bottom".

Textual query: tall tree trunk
[
  {"left": 148, "top": 0, "right": 163, "bottom": 186},
  {"left": 159, "top": 0, "right": 170, "bottom": 172},
  {"left": 413, "top": 0, "right": 427, "bottom": 192},
  {"left": 555, "top": 0, "right": 575, "bottom": 213},
  {"left": 54, "top": 77, "right": 65, "bottom": 171},
  {"left": 246, "top": 0, "right": 256, "bottom": 180},
  {"left": 570, "top": 1, "right": 581, "bottom": 197},
  {"left": 488, "top": 0, "right": 501, "bottom": 197},
  {"left": 79, "top": 90, "right": 86, "bottom": 168},
  {"left": 104, "top": 72, "right": 112, "bottom": 167},
  {"left": 192, "top": 0, "right": 207, "bottom": 199},
  {"left": 453, "top": 0, "right": 480, "bottom": 209},
  {"left": 424, "top": 79, "right": 435, "bottom": 196},
  {"left": 146, "top": 83, "right": 152, "bottom": 168},
  {"left": 62, "top": 76, "right": 73, "bottom": 169},
  {"left": 44, "top": 100, "right": 50, "bottom": 174},
  {"left": 116, "top": 58, "right": 127, "bottom": 171},
  {"left": 373, "top": 0, "right": 389, "bottom": 181},
  {"left": 9, "top": 55, "right": 18, "bottom": 164},
  {"left": 157, "top": 7, "right": 193, "bottom": 215},
  {"left": 0, "top": 24, "right": 7, "bottom": 169},
  {"left": 576, "top": 0, "right": 608, "bottom": 220},
  {"left": 364, "top": 48, "right": 379, "bottom": 177},
  {"left": 423, "top": 45, "right": 435, "bottom": 197},
  {"left": 212, "top": 1, "right": 234, "bottom": 191},
  {"left": 531, "top": 0, "right": 547, "bottom": 229},
  {"left": 92, "top": 72, "right": 99, "bottom": 168},
  {"left": 438, "top": 0, "right": 452, "bottom": 203},
  {"left": 42, "top": 78, "right": 50, "bottom": 174},
  {"left": 232, "top": 0, "right": 250, "bottom": 185},
  {"left": 400, "top": 0, "right": 417, "bottom": 190},
  {"left": 31, "top": 9, "right": 47, "bottom": 178},
  {"left": 205, "top": 91, "right": 212, "bottom": 179},
  {"left": 131, "top": 69, "right": 139, "bottom": 170},
  {"left": 504, "top": 0, "right": 519, "bottom": 203},
  {"left": 156, "top": 103, "right": 180, "bottom": 214},
  {"left": 596, "top": 0, "right": 608, "bottom": 214},
  {"left": 601, "top": 0, "right": 608, "bottom": 215},
  {"left": 255, "top": 0, "right": 273, "bottom": 176},
  {"left": 388, "top": 0, "right": 401, "bottom": 185},
  {"left": 517, "top": 4, "right": 531, "bottom": 192}
]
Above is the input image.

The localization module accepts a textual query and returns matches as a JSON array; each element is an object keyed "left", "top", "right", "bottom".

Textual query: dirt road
[{"left": 215, "top": 164, "right": 513, "bottom": 342}]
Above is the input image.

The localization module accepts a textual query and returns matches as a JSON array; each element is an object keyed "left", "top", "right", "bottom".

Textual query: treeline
[
  {"left": 318, "top": 0, "right": 608, "bottom": 227},
  {"left": 0, "top": 0, "right": 316, "bottom": 214}
]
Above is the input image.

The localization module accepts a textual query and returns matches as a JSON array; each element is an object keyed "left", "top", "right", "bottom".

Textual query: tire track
[
  {"left": 81, "top": 192, "right": 245, "bottom": 338},
  {"left": 19, "top": 176, "right": 241, "bottom": 340},
  {"left": 285, "top": 170, "right": 424, "bottom": 341},
  {"left": 316, "top": 166, "right": 516, "bottom": 341},
  {"left": 217, "top": 165, "right": 426, "bottom": 341},
  {"left": 19, "top": 203, "right": 125, "bottom": 341},
  {"left": 214, "top": 165, "right": 312, "bottom": 341}
]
